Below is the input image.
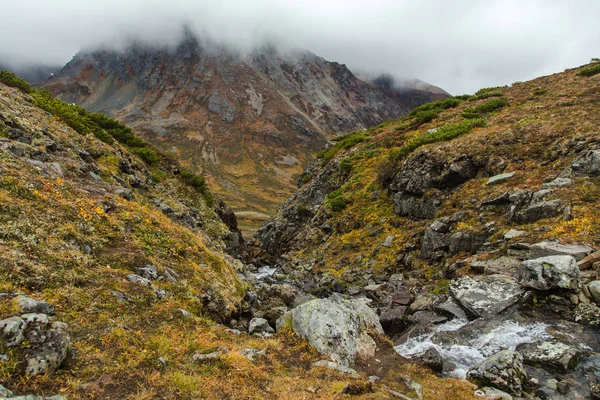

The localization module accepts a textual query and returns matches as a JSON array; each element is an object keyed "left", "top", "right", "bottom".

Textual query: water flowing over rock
[{"left": 278, "top": 294, "right": 383, "bottom": 367}]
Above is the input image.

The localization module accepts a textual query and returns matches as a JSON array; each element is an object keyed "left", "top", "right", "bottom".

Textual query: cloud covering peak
[{"left": 1, "top": 0, "right": 599, "bottom": 93}]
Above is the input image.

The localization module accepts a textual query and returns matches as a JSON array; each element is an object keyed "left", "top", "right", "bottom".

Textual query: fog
[{"left": 1, "top": 0, "right": 599, "bottom": 93}]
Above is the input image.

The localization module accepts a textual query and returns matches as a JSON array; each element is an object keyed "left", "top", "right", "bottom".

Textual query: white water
[
  {"left": 254, "top": 266, "right": 278, "bottom": 280},
  {"left": 395, "top": 319, "right": 550, "bottom": 378}
]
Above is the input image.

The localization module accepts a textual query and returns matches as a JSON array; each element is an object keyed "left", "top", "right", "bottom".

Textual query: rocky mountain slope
[
  {"left": 0, "top": 73, "right": 475, "bottom": 399},
  {"left": 42, "top": 33, "right": 448, "bottom": 233},
  {"left": 251, "top": 61, "right": 600, "bottom": 399}
]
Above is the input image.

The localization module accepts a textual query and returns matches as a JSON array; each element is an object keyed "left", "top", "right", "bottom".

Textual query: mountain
[
  {"left": 42, "top": 33, "right": 448, "bottom": 233},
  {"left": 251, "top": 62, "right": 600, "bottom": 398}
]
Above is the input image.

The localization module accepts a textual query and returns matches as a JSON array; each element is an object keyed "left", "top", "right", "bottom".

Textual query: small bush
[
  {"left": 339, "top": 158, "right": 352, "bottom": 173},
  {"left": 0, "top": 70, "right": 33, "bottom": 93},
  {"left": 475, "top": 86, "right": 507, "bottom": 97},
  {"left": 300, "top": 173, "right": 312, "bottom": 184},
  {"left": 577, "top": 64, "right": 600, "bottom": 77},
  {"left": 408, "top": 97, "right": 461, "bottom": 117},
  {"left": 532, "top": 88, "right": 547, "bottom": 96},
  {"left": 413, "top": 109, "right": 439, "bottom": 124},
  {"left": 462, "top": 97, "right": 508, "bottom": 118},
  {"left": 132, "top": 147, "right": 161, "bottom": 164},
  {"left": 454, "top": 94, "right": 472, "bottom": 100},
  {"left": 325, "top": 189, "right": 348, "bottom": 212}
]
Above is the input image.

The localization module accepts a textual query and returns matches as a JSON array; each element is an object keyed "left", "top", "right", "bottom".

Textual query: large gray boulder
[
  {"left": 449, "top": 275, "right": 524, "bottom": 319},
  {"left": 517, "top": 255, "right": 580, "bottom": 291},
  {"left": 277, "top": 294, "right": 383, "bottom": 367},
  {"left": 529, "top": 241, "right": 593, "bottom": 261},
  {"left": 467, "top": 350, "right": 527, "bottom": 395}
]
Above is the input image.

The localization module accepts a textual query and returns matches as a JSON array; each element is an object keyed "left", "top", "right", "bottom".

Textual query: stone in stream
[
  {"left": 277, "top": 293, "right": 383, "bottom": 367},
  {"left": 516, "top": 340, "right": 588, "bottom": 372},
  {"left": 517, "top": 255, "right": 580, "bottom": 291},
  {"left": 449, "top": 275, "right": 524, "bottom": 319},
  {"left": 467, "top": 350, "right": 527, "bottom": 395}
]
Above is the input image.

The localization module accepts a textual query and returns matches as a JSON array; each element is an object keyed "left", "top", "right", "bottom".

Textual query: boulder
[
  {"left": 248, "top": 318, "right": 274, "bottom": 336},
  {"left": 588, "top": 281, "right": 600, "bottom": 303},
  {"left": 434, "top": 298, "right": 468, "bottom": 321},
  {"left": 516, "top": 340, "right": 588, "bottom": 371},
  {"left": 529, "top": 241, "right": 593, "bottom": 261},
  {"left": 279, "top": 294, "right": 383, "bottom": 367},
  {"left": 541, "top": 177, "right": 572, "bottom": 189},
  {"left": 511, "top": 199, "right": 568, "bottom": 224},
  {"left": 486, "top": 172, "right": 515, "bottom": 185},
  {"left": 450, "top": 275, "right": 524, "bottom": 319},
  {"left": 379, "top": 306, "right": 407, "bottom": 334},
  {"left": 572, "top": 150, "right": 600, "bottom": 175},
  {"left": 503, "top": 229, "right": 525, "bottom": 240},
  {"left": 411, "top": 347, "right": 444, "bottom": 373},
  {"left": 393, "top": 193, "right": 439, "bottom": 220},
  {"left": 467, "top": 350, "right": 527, "bottom": 395},
  {"left": 14, "top": 295, "right": 55, "bottom": 315},
  {"left": 517, "top": 255, "right": 580, "bottom": 291},
  {"left": 448, "top": 231, "right": 488, "bottom": 255}
]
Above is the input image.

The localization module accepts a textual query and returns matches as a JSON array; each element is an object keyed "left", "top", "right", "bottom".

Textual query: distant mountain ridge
[{"left": 43, "top": 32, "right": 449, "bottom": 232}]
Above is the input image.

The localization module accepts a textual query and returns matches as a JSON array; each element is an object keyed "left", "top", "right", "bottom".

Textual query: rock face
[
  {"left": 517, "top": 256, "right": 580, "bottom": 291},
  {"left": 449, "top": 275, "right": 524, "bottom": 318},
  {"left": 279, "top": 294, "right": 384, "bottom": 367},
  {"left": 467, "top": 350, "right": 527, "bottom": 395},
  {"left": 44, "top": 32, "right": 448, "bottom": 229}
]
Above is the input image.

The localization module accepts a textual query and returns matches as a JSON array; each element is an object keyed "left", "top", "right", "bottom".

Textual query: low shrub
[
  {"left": 577, "top": 64, "right": 600, "bottom": 77},
  {"left": 318, "top": 131, "right": 369, "bottom": 165},
  {"left": 462, "top": 97, "right": 508, "bottom": 119},
  {"left": 325, "top": 189, "right": 348, "bottom": 212}
]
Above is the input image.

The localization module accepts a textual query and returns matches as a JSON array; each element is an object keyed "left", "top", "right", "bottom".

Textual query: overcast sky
[{"left": 1, "top": 0, "right": 599, "bottom": 94}]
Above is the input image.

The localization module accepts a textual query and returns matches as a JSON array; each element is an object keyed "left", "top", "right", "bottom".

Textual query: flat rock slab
[
  {"left": 450, "top": 275, "right": 524, "bottom": 319},
  {"left": 487, "top": 172, "right": 515, "bottom": 185},
  {"left": 530, "top": 241, "right": 593, "bottom": 261}
]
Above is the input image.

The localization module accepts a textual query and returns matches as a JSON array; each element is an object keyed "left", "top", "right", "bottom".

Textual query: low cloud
[{"left": 1, "top": 0, "right": 599, "bottom": 93}]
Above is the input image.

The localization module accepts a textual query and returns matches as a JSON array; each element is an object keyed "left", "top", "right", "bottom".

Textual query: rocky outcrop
[
  {"left": 390, "top": 152, "right": 481, "bottom": 220},
  {"left": 277, "top": 294, "right": 384, "bottom": 367}
]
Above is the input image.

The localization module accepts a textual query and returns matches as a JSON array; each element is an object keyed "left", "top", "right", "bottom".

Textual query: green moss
[{"left": 339, "top": 158, "right": 352, "bottom": 173}]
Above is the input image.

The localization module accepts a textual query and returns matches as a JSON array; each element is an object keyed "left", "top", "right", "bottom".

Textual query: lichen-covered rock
[
  {"left": 574, "top": 302, "right": 600, "bottom": 327},
  {"left": 279, "top": 294, "right": 383, "bottom": 367},
  {"left": 516, "top": 340, "right": 588, "bottom": 371},
  {"left": 0, "top": 313, "right": 71, "bottom": 378},
  {"left": 449, "top": 275, "right": 524, "bottom": 319},
  {"left": 467, "top": 350, "right": 527, "bottom": 395},
  {"left": 517, "top": 255, "right": 580, "bottom": 291}
]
